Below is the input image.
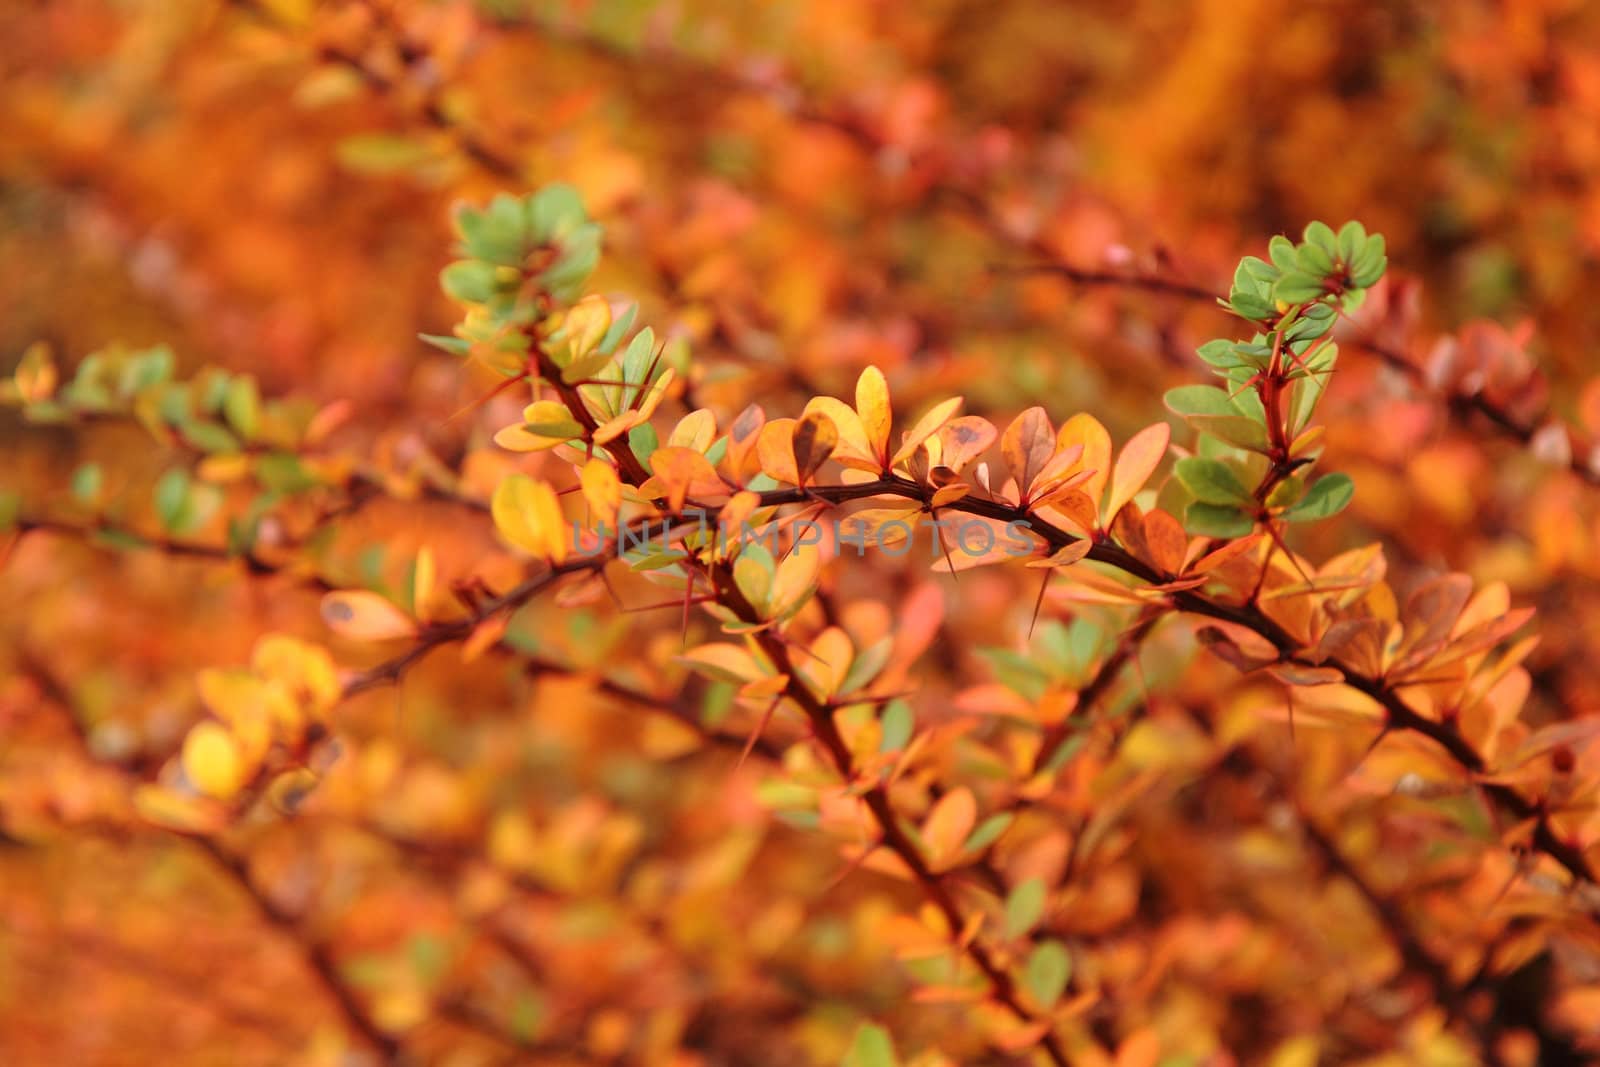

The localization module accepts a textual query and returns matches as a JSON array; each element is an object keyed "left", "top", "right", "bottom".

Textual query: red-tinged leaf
[
  {"left": 938, "top": 416, "right": 997, "bottom": 473},
  {"left": 1509, "top": 719, "right": 1600, "bottom": 768},
  {"left": 1105, "top": 422, "right": 1170, "bottom": 525},
  {"left": 1400, "top": 573, "right": 1475, "bottom": 658},
  {"left": 1313, "top": 618, "right": 1387, "bottom": 675},
  {"left": 930, "top": 517, "right": 1029, "bottom": 573},
  {"left": 1035, "top": 488, "right": 1099, "bottom": 536},
  {"left": 1141, "top": 509, "right": 1188, "bottom": 574},
  {"left": 1189, "top": 534, "right": 1263, "bottom": 574},
  {"left": 1196, "top": 625, "right": 1277, "bottom": 673},
  {"left": 1027, "top": 445, "right": 1088, "bottom": 501},
  {"left": 1453, "top": 580, "right": 1511, "bottom": 639},
  {"left": 1430, "top": 608, "right": 1537, "bottom": 668},
  {"left": 726, "top": 403, "right": 767, "bottom": 478},
  {"left": 1002, "top": 406, "right": 1056, "bottom": 500},
  {"left": 321, "top": 590, "right": 416, "bottom": 641}
]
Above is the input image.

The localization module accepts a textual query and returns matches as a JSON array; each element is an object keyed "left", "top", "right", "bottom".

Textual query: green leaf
[
  {"left": 1163, "top": 385, "right": 1236, "bottom": 419},
  {"left": 1023, "top": 940, "right": 1072, "bottom": 1008},
  {"left": 840, "top": 637, "right": 892, "bottom": 696},
  {"left": 1267, "top": 235, "right": 1298, "bottom": 272},
  {"left": 180, "top": 421, "right": 241, "bottom": 455},
  {"left": 879, "top": 699, "right": 914, "bottom": 752},
  {"left": 1005, "top": 877, "right": 1047, "bottom": 939},
  {"left": 627, "top": 422, "right": 658, "bottom": 466},
  {"left": 441, "top": 260, "right": 499, "bottom": 304},
  {"left": 1188, "top": 415, "right": 1271, "bottom": 453},
  {"left": 419, "top": 333, "right": 472, "bottom": 357},
  {"left": 71, "top": 464, "right": 103, "bottom": 504},
  {"left": 1184, "top": 502, "right": 1255, "bottom": 538},
  {"left": 509, "top": 992, "right": 545, "bottom": 1044},
  {"left": 1285, "top": 473, "right": 1354, "bottom": 522},
  {"left": 1273, "top": 271, "right": 1325, "bottom": 304},
  {"left": 962, "top": 812, "right": 1014, "bottom": 854},
  {"left": 335, "top": 134, "right": 432, "bottom": 175},
  {"left": 1295, "top": 239, "right": 1335, "bottom": 275},
  {"left": 843, "top": 1023, "right": 898, "bottom": 1067},
  {"left": 1173, "top": 457, "right": 1252, "bottom": 506},
  {"left": 528, "top": 184, "right": 587, "bottom": 242},
  {"left": 223, "top": 376, "right": 261, "bottom": 439},
  {"left": 1337, "top": 220, "right": 1367, "bottom": 263},
  {"left": 1303, "top": 220, "right": 1338, "bottom": 256},
  {"left": 154, "top": 469, "right": 191, "bottom": 533}
]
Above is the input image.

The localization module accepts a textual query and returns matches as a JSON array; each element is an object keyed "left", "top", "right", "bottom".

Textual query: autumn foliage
[{"left": 6, "top": 3, "right": 1600, "bottom": 1066}]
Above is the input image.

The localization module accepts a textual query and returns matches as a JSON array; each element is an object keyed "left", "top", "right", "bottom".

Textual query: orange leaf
[
  {"left": 1056, "top": 413, "right": 1112, "bottom": 516},
  {"left": 1105, "top": 422, "right": 1170, "bottom": 525},
  {"left": 757, "top": 418, "right": 800, "bottom": 485},
  {"left": 321, "top": 590, "right": 417, "bottom": 641},
  {"left": 892, "top": 397, "right": 964, "bottom": 466},
  {"left": 922, "top": 787, "right": 976, "bottom": 868}
]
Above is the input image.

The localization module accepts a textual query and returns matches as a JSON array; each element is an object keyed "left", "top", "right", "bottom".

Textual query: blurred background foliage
[{"left": 4, "top": 1, "right": 1600, "bottom": 1065}]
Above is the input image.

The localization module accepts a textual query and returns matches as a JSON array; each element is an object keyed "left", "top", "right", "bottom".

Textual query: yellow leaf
[
  {"left": 412, "top": 547, "right": 436, "bottom": 623},
  {"left": 799, "top": 627, "right": 854, "bottom": 699},
  {"left": 922, "top": 787, "right": 976, "bottom": 868},
  {"left": 1105, "top": 422, "right": 1170, "bottom": 525},
  {"left": 892, "top": 397, "right": 964, "bottom": 466},
  {"left": 803, "top": 396, "right": 874, "bottom": 469},
  {"left": 771, "top": 540, "right": 822, "bottom": 619},
  {"left": 634, "top": 366, "right": 675, "bottom": 420},
  {"left": 580, "top": 458, "right": 621, "bottom": 529},
  {"left": 678, "top": 643, "right": 769, "bottom": 684},
  {"left": 251, "top": 635, "right": 340, "bottom": 716},
  {"left": 320, "top": 590, "right": 418, "bottom": 640},
  {"left": 182, "top": 722, "right": 247, "bottom": 799},
  {"left": 491, "top": 474, "right": 568, "bottom": 561},
  {"left": 493, "top": 424, "right": 570, "bottom": 452},
  {"left": 198, "top": 668, "right": 295, "bottom": 747},
  {"left": 855, "top": 365, "right": 892, "bottom": 467},
  {"left": 668, "top": 408, "right": 718, "bottom": 452},
  {"left": 133, "top": 784, "right": 225, "bottom": 833},
  {"left": 558, "top": 294, "right": 612, "bottom": 366}
]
